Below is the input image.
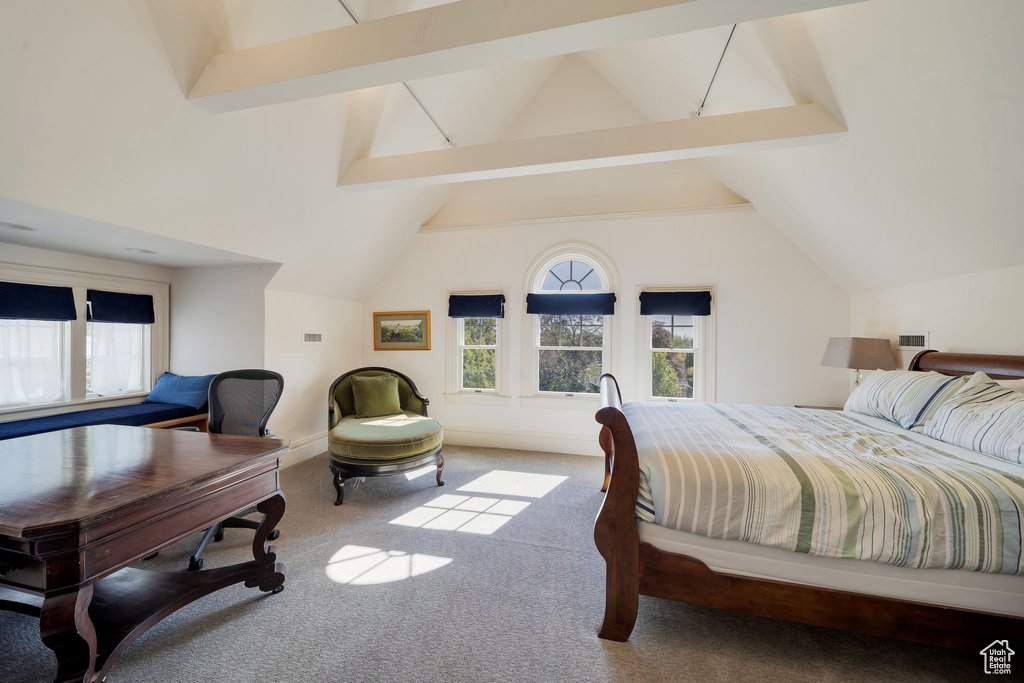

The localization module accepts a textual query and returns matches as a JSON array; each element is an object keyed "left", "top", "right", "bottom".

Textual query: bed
[{"left": 594, "top": 351, "right": 1024, "bottom": 651}]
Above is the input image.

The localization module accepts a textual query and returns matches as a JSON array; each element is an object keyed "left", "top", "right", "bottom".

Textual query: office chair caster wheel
[
  {"left": 268, "top": 530, "right": 280, "bottom": 541},
  {"left": 272, "top": 585, "right": 284, "bottom": 595},
  {"left": 188, "top": 557, "right": 203, "bottom": 571}
]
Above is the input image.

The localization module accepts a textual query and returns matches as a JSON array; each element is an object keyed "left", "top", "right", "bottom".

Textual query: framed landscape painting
[{"left": 373, "top": 311, "right": 431, "bottom": 351}]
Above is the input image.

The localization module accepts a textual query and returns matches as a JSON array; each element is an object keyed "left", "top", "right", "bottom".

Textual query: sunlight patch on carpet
[
  {"left": 457, "top": 470, "right": 567, "bottom": 498},
  {"left": 404, "top": 465, "right": 436, "bottom": 481},
  {"left": 389, "top": 494, "right": 531, "bottom": 535},
  {"left": 326, "top": 545, "right": 451, "bottom": 585}
]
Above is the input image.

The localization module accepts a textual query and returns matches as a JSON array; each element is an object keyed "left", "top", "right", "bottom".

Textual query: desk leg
[
  {"left": 245, "top": 492, "right": 286, "bottom": 594},
  {"left": 40, "top": 585, "right": 97, "bottom": 683}
]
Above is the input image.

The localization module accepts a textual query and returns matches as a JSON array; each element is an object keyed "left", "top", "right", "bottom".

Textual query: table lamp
[{"left": 821, "top": 337, "right": 897, "bottom": 387}]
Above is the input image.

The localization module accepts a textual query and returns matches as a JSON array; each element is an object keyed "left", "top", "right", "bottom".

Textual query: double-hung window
[
  {"left": 86, "top": 290, "right": 154, "bottom": 397},
  {"left": 525, "top": 249, "right": 617, "bottom": 397},
  {"left": 0, "top": 281, "right": 75, "bottom": 407},
  {"left": 458, "top": 317, "right": 498, "bottom": 391},
  {"left": 0, "top": 266, "right": 168, "bottom": 416},
  {"left": 639, "top": 288, "right": 715, "bottom": 402},
  {"left": 447, "top": 293, "right": 506, "bottom": 396}
]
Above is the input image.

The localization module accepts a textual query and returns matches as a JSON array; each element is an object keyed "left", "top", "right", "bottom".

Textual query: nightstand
[{"left": 794, "top": 405, "right": 843, "bottom": 410}]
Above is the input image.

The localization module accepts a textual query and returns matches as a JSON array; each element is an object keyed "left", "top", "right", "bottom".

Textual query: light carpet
[{"left": 2, "top": 446, "right": 986, "bottom": 682}]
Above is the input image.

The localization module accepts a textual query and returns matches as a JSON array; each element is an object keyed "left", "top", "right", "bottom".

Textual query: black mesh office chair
[{"left": 188, "top": 369, "right": 284, "bottom": 571}]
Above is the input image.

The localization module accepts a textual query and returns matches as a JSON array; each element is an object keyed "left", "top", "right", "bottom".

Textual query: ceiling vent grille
[
  {"left": 302, "top": 332, "right": 323, "bottom": 345},
  {"left": 898, "top": 332, "right": 929, "bottom": 350}
]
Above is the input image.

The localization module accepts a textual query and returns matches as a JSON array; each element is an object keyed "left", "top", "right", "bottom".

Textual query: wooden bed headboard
[{"left": 909, "top": 350, "right": 1024, "bottom": 379}]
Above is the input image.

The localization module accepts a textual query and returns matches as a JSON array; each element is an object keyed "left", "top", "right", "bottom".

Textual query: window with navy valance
[
  {"left": 448, "top": 294, "right": 506, "bottom": 318},
  {"left": 639, "top": 291, "right": 712, "bottom": 317},
  {"left": 87, "top": 289, "right": 155, "bottom": 324},
  {"left": 0, "top": 281, "right": 77, "bottom": 321},
  {"left": 525, "top": 293, "right": 616, "bottom": 316}
]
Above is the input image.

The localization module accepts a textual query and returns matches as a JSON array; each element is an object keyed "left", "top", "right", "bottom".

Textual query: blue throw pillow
[{"left": 144, "top": 372, "right": 216, "bottom": 410}]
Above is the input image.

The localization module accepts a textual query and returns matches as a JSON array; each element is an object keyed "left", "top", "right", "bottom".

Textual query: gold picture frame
[{"left": 373, "top": 311, "right": 431, "bottom": 351}]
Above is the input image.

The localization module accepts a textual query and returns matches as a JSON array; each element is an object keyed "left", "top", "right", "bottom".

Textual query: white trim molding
[
  {"left": 443, "top": 424, "right": 602, "bottom": 457},
  {"left": 280, "top": 430, "right": 329, "bottom": 469}
]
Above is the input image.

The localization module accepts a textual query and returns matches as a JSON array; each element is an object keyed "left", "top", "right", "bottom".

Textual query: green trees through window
[
  {"left": 461, "top": 317, "right": 496, "bottom": 390},
  {"left": 651, "top": 316, "right": 694, "bottom": 399},
  {"left": 538, "top": 314, "right": 603, "bottom": 393}
]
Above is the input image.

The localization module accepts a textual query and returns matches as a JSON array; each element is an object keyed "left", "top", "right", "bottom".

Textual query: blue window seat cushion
[{"left": 0, "top": 402, "right": 203, "bottom": 441}]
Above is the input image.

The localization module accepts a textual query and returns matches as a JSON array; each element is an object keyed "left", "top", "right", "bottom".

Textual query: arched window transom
[{"left": 540, "top": 260, "right": 604, "bottom": 292}]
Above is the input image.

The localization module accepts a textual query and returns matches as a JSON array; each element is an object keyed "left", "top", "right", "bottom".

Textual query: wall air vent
[
  {"left": 898, "top": 332, "right": 929, "bottom": 350},
  {"left": 302, "top": 332, "right": 323, "bottom": 345}
]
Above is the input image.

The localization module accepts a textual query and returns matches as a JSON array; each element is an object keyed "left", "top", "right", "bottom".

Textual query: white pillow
[
  {"left": 996, "top": 378, "right": 1024, "bottom": 392},
  {"left": 844, "top": 369, "right": 969, "bottom": 431},
  {"left": 925, "top": 372, "right": 1024, "bottom": 464}
]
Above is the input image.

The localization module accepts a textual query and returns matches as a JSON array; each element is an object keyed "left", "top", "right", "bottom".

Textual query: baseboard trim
[
  {"left": 281, "top": 430, "right": 327, "bottom": 469},
  {"left": 442, "top": 425, "right": 602, "bottom": 457}
]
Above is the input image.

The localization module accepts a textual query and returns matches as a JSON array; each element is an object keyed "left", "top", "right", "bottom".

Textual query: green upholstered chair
[{"left": 327, "top": 367, "right": 444, "bottom": 505}]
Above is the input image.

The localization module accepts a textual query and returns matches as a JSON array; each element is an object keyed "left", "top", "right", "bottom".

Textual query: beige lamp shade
[{"left": 821, "top": 337, "right": 897, "bottom": 371}]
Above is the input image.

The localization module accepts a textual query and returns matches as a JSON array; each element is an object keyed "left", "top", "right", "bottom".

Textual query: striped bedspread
[{"left": 623, "top": 402, "right": 1024, "bottom": 574}]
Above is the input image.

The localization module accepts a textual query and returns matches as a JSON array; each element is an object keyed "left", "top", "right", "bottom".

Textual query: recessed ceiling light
[
  {"left": 126, "top": 248, "right": 157, "bottom": 254},
  {"left": 0, "top": 222, "right": 37, "bottom": 231}
]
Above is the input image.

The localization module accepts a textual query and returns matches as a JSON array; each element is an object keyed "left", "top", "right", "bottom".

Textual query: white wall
[
  {"left": 362, "top": 208, "right": 851, "bottom": 455},
  {"left": 852, "top": 264, "right": 1024, "bottom": 369},
  {"left": 168, "top": 264, "right": 280, "bottom": 374},
  {"left": 264, "top": 289, "right": 362, "bottom": 467}
]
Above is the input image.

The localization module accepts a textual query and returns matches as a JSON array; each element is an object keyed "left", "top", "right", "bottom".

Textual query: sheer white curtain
[
  {"left": 89, "top": 322, "right": 146, "bottom": 396},
  {"left": 0, "top": 319, "right": 65, "bottom": 406}
]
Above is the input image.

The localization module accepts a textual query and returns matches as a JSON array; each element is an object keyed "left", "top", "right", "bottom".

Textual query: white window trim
[
  {"left": 444, "top": 288, "right": 511, "bottom": 404},
  {"left": 521, "top": 243, "right": 619, "bottom": 400},
  {"left": 0, "top": 262, "right": 169, "bottom": 420},
  {"left": 634, "top": 284, "right": 717, "bottom": 403}
]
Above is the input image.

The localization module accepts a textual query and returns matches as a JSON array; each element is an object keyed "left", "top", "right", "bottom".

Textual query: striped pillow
[
  {"left": 924, "top": 372, "right": 1024, "bottom": 463},
  {"left": 843, "top": 370, "right": 968, "bottom": 431}
]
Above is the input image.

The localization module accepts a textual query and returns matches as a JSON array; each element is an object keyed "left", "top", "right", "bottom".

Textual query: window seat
[{"left": 0, "top": 403, "right": 206, "bottom": 441}]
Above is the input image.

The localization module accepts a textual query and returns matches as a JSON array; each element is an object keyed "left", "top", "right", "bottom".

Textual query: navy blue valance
[
  {"left": 639, "top": 291, "right": 712, "bottom": 317},
  {"left": 448, "top": 294, "right": 505, "bottom": 318},
  {"left": 526, "top": 293, "right": 616, "bottom": 316},
  {"left": 0, "top": 281, "right": 77, "bottom": 321},
  {"left": 87, "top": 289, "right": 155, "bottom": 324}
]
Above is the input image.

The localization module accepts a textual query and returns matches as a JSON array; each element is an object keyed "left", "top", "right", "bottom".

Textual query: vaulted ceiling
[{"left": 0, "top": 0, "right": 1020, "bottom": 297}]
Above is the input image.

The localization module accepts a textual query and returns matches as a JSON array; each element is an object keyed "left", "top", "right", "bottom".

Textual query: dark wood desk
[{"left": 0, "top": 425, "right": 288, "bottom": 683}]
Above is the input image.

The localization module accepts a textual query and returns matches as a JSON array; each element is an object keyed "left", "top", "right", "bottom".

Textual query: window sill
[
  {"left": 0, "top": 393, "right": 150, "bottom": 422},
  {"left": 645, "top": 396, "right": 698, "bottom": 403},
  {"left": 444, "top": 392, "right": 512, "bottom": 407},
  {"left": 520, "top": 394, "right": 600, "bottom": 411}
]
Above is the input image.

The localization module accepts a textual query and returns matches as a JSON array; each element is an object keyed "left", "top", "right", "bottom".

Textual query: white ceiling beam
[
  {"left": 189, "top": 0, "right": 864, "bottom": 113},
  {"left": 338, "top": 103, "right": 846, "bottom": 191}
]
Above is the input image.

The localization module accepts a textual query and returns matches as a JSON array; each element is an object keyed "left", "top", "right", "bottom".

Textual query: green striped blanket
[{"left": 623, "top": 402, "right": 1024, "bottom": 574}]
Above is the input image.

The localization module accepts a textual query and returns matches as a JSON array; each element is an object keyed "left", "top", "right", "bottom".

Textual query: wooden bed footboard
[
  {"left": 594, "top": 373, "right": 641, "bottom": 641},
  {"left": 593, "top": 372, "right": 1024, "bottom": 650}
]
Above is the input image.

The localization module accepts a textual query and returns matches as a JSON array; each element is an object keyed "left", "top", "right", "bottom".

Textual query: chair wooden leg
[
  {"left": 436, "top": 453, "right": 445, "bottom": 487},
  {"left": 333, "top": 467, "right": 345, "bottom": 506}
]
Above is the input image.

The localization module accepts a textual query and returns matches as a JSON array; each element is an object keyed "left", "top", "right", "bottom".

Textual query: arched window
[{"left": 524, "top": 245, "right": 617, "bottom": 397}]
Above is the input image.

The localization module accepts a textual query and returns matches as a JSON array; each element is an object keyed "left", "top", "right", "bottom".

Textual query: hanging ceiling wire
[
  {"left": 692, "top": 24, "right": 737, "bottom": 118},
  {"left": 336, "top": 0, "right": 455, "bottom": 146}
]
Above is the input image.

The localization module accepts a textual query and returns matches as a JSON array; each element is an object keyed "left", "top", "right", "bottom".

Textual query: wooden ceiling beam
[
  {"left": 337, "top": 103, "right": 846, "bottom": 190},
  {"left": 188, "top": 0, "right": 864, "bottom": 113}
]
